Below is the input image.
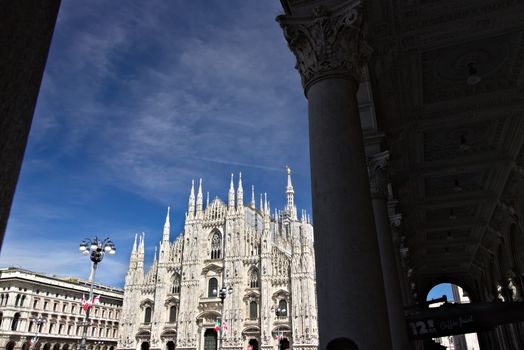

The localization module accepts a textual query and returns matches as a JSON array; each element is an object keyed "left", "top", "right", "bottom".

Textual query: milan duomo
[{"left": 117, "top": 170, "right": 318, "bottom": 350}]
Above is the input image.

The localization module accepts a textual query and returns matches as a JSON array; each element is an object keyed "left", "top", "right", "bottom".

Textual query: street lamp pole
[
  {"left": 30, "top": 316, "right": 46, "bottom": 350},
  {"left": 218, "top": 284, "right": 233, "bottom": 350},
  {"left": 78, "top": 236, "right": 116, "bottom": 350}
]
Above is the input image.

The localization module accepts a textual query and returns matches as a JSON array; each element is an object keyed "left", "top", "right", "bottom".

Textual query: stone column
[
  {"left": 277, "top": 3, "right": 392, "bottom": 349},
  {"left": 368, "top": 152, "right": 411, "bottom": 350}
]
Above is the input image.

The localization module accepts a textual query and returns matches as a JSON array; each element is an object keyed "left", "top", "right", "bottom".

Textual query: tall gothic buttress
[{"left": 118, "top": 171, "right": 318, "bottom": 350}]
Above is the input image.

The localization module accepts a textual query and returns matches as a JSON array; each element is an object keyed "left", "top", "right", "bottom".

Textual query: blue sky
[
  {"left": 1, "top": 0, "right": 310, "bottom": 287},
  {"left": 1, "top": 0, "right": 454, "bottom": 300}
]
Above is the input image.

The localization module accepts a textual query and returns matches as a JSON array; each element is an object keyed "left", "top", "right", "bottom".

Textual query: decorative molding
[
  {"left": 277, "top": 0, "right": 371, "bottom": 94},
  {"left": 368, "top": 151, "right": 390, "bottom": 198}
]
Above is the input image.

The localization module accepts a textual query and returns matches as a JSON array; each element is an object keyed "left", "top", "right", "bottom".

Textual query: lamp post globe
[{"left": 78, "top": 236, "right": 116, "bottom": 350}]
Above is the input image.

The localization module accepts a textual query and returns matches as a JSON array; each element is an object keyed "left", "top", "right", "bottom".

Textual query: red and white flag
[
  {"left": 82, "top": 295, "right": 101, "bottom": 311},
  {"left": 214, "top": 320, "right": 220, "bottom": 333}
]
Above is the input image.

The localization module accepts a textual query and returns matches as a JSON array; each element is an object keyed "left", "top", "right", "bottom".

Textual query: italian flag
[{"left": 214, "top": 320, "right": 220, "bottom": 333}]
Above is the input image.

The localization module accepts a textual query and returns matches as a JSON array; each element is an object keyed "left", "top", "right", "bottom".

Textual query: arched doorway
[
  {"left": 43, "top": 344, "right": 51, "bottom": 350},
  {"left": 278, "top": 338, "right": 289, "bottom": 350},
  {"left": 6, "top": 341, "right": 15, "bottom": 350},
  {"left": 248, "top": 339, "right": 259, "bottom": 350},
  {"left": 203, "top": 329, "right": 217, "bottom": 350},
  {"left": 62, "top": 345, "right": 69, "bottom": 350},
  {"left": 140, "top": 342, "right": 150, "bottom": 350},
  {"left": 22, "top": 343, "right": 30, "bottom": 350},
  {"left": 166, "top": 341, "right": 175, "bottom": 350},
  {"left": 427, "top": 283, "right": 480, "bottom": 349},
  {"left": 53, "top": 344, "right": 60, "bottom": 350}
]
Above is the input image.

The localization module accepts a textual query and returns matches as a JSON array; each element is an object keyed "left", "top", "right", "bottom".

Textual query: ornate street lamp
[
  {"left": 29, "top": 316, "right": 46, "bottom": 350},
  {"left": 275, "top": 306, "right": 287, "bottom": 317},
  {"left": 218, "top": 285, "right": 233, "bottom": 303},
  {"left": 78, "top": 236, "right": 116, "bottom": 350}
]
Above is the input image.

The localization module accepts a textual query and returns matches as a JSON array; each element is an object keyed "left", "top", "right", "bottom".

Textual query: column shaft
[
  {"left": 307, "top": 77, "right": 392, "bottom": 349},
  {"left": 371, "top": 196, "right": 411, "bottom": 350}
]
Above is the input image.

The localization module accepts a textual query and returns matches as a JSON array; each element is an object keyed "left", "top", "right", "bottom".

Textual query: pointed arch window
[
  {"left": 169, "top": 306, "right": 177, "bottom": 322},
  {"left": 211, "top": 231, "right": 222, "bottom": 259},
  {"left": 249, "top": 268, "right": 259, "bottom": 288},
  {"left": 172, "top": 274, "right": 180, "bottom": 294},
  {"left": 249, "top": 301, "right": 258, "bottom": 320},
  {"left": 144, "top": 307, "right": 152, "bottom": 324},
  {"left": 208, "top": 278, "right": 218, "bottom": 297}
]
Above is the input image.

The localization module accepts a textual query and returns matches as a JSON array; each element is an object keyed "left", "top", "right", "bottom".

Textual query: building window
[
  {"left": 28, "top": 321, "right": 33, "bottom": 332},
  {"left": 53, "top": 302, "right": 57, "bottom": 311},
  {"left": 58, "top": 324, "right": 63, "bottom": 334},
  {"left": 49, "top": 323, "right": 54, "bottom": 334},
  {"left": 71, "top": 305, "right": 76, "bottom": 314},
  {"left": 33, "top": 300, "right": 38, "bottom": 309},
  {"left": 249, "top": 268, "right": 259, "bottom": 288},
  {"left": 169, "top": 306, "right": 177, "bottom": 322},
  {"left": 15, "top": 294, "right": 21, "bottom": 307},
  {"left": 208, "top": 278, "right": 218, "bottom": 297},
  {"left": 20, "top": 295, "right": 26, "bottom": 307},
  {"left": 211, "top": 231, "right": 221, "bottom": 259},
  {"left": 249, "top": 301, "right": 257, "bottom": 320},
  {"left": 144, "top": 307, "right": 152, "bottom": 324},
  {"left": 172, "top": 274, "right": 181, "bottom": 294},
  {"left": 109, "top": 311, "right": 112, "bottom": 319},
  {"left": 43, "top": 301, "right": 48, "bottom": 310},
  {"left": 67, "top": 325, "right": 72, "bottom": 335},
  {"left": 62, "top": 304, "right": 67, "bottom": 313},
  {"left": 0, "top": 312, "right": 3, "bottom": 326},
  {"left": 11, "top": 313, "right": 20, "bottom": 331}
]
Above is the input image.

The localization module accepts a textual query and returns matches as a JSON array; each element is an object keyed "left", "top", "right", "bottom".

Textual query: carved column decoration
[
  {"left": 368, "top": 151, "right": 390, "bottom": 199},
  {"left": 277, "top": 1, "right": 372, "bottom": 94}
]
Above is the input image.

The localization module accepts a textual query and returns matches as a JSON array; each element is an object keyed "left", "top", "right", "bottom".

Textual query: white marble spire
[
  {"left": 162, "top": 206, "right": 171, "bottom": 242},
  {"left": 196, "top": 178, "right": 203, "bottom": 217},
  {"left": 237, "top": 172, "right": 244, "bottom": 211},
  {"left": 286, "top": 166, "right": 297, "bottom": 220},
  {"left": 188, "top": 179, "right": 195, "bottom": 219},
  {"left": 228, "top": 173, "right": 235, "bottom": 212},
  {"left": 251, "top": 185, "right": 255, "bottom": 208}
]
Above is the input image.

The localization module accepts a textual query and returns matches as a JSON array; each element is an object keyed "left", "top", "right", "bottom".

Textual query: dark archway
[
  {"left": 6, "top": 342, "right": 15, "bottom": 350},
  {"left": 53, "top": 344, "right": 60, "bottom": 350},
  {"left": 166, "top": 341, "right": 175, "bottom": 350},
  {"left": 326, "top": 338, "right": 358, "bottom": 350},
  {"left": 203, "top": 329, "right": 217, "bottom": 350},
  {"left": 141, "top": 342, "right": 149, "bottom": 350},
  {"left": 278, "top": 338, "right": 289, "bottom": 350},
  {"left": 248, "top": 339, "right": 259, "bottom": 350},
  {"left": 62, "top": 344, "right": 69, "bottom": 350},
  {"left": 43, "top": 344, "right": 51, "bottom": 350},
  {"left": 22, "top": 343, "right": 29, "bottom": 350}
]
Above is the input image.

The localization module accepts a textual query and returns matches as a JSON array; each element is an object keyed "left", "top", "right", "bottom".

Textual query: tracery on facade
[{"left": 210, "top": 230, "right": 221, "bottom": 260}]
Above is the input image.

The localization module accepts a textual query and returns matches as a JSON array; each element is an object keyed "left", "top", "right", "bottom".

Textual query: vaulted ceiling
[{"left": 366, "top": 0, "right": 524, "bottom": 297}]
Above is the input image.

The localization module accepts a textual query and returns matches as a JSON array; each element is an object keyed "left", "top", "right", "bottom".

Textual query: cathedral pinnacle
[
  {"left": 237, "top": 172, "right": 244, "bottom": 211},
  {"left": 285, "top": 166, "right": 297, "bottom": 220},
  {"left": 162, "top": 206, "right": 171, "bottom": 242},
  {"left": 251, "top": 185, "right": 255, "bottom": 208},
  {"left": 228, "top": 173, "right": 235, "bottom": 212},
  {"left": 196, "top": 178, "right": 203, "bottom": 216},
  {"left": 188, "top": 179, "right": 195, "bottom": 219}
]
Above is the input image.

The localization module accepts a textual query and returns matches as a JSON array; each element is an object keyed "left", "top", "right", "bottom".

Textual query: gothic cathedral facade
[{"left": 117, "top": 170, "right": 318, "bottom": 350}]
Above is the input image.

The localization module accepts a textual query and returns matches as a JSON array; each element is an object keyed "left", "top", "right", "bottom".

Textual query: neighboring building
[
  {"left": 0, "top": 267, "right": 123, "bottom": 350},
  {"left": 118, "top": 170, "right": 318, "bottom": 350},
  {"left": 431, "top": 285, "right": 480, "bottom": 350}
]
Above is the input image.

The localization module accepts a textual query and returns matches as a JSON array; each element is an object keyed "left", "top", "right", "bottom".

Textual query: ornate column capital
[
  {"left": 368, "top": 151, "right": 390, "bottom": 199},
  {"left": 277, "top": 0, "right": 371, "bottom": 94}
]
